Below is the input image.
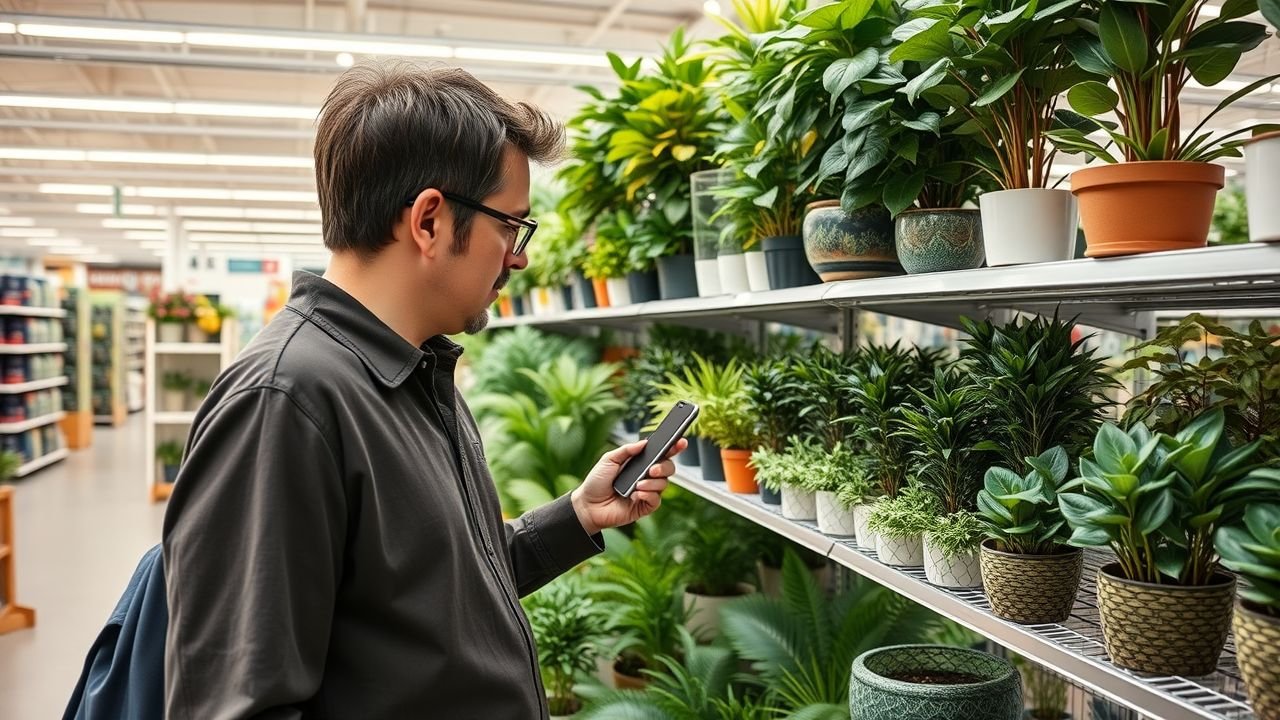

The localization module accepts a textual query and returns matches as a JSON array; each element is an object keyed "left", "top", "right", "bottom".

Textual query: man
[{"left": 162, "top": 61, "right": 684, "bottom": 719}]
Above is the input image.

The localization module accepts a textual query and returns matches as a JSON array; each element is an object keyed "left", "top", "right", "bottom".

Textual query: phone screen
[{"left": 613, "top": 401, "right": 699, "bottom": 498}]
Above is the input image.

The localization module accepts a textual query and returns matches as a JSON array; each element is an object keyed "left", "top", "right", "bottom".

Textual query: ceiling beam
[{"left": 530, "top": 0, "right": 632, "bottom": 104}]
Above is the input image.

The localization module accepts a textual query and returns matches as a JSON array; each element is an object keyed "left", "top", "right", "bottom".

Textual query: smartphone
[{"left": 613, "top": 401, "right": 700, "bottom": 498}]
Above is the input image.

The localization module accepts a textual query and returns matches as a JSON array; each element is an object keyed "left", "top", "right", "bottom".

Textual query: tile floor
[{"left": 0, "top": 417, "right": 165, "bottom": 719}]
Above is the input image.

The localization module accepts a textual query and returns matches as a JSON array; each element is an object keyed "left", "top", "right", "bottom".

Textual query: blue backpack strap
[{"left": 63, "top": 544, "right": 167, "bottom": 720}]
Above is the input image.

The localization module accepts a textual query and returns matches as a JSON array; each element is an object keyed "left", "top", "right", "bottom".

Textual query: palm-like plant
[
  {"left": 465, "top": 326, "right": 598, "bottom": 404},
  {"left": 897, "top": 367, "right": 992, "bottom": 516},
  {"left": 792, "top": 345, "right": 862, "bottom": 450},
  {"left": 743, "top": 357, "right": 806, "bottom": 453},
  {"left": 720, "top": 550, "right": 948, "bottom": 713},
  {"left": 662, "top": 355, "right": 756, "bottom": 451}
]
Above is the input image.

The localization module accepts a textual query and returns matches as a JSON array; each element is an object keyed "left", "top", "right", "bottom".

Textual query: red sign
[{"left": 87, "top": 267, "right": 164, "bottom": 294}]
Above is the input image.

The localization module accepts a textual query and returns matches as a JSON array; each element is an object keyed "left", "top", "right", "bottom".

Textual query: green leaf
[
  {"left": 1219, "top": 0, "right": 1260, "bottom": 20},
  {"left": 1262, "top": 0, "right": 1279, "bottom": 29},
  {"left": 1187, "top": 49, "right": 1244, "bottom": 86},
  {"left": 1068, "top": 37, "right": 1115, "bottom": 75},
  {"left": 824, "top": 48, "right": 881, "bottom": 100},
  {"left": 1067, "top": 81, "right": 1120, "bottom": 117},
  {"left": 1136, "top": 490, "right": 1175, "bottom": 535},
  {"left": 973, "top": 69, "right": 1025, "bottom": 107},
  {"left": 884, "top": 171, "right": 926, "bottom": 216},
  {"left": 754, "top": 187, "right": 780, "bottom": 208},
  {"left": 1185, "top": 21, "right": 1269, "bottom": 56},
  {"left": 1100, "top": 4, "right": 1149, "bottom": 74},
  {"left": 1145, "top": 128, "right": 1170, "bottom": 161},
  {"left": 845, "top": 129, "right": 889, "bottom": 184},
  {"left": 795, "top": 2, "right": 847, "bottom": 29},
  {"left": 1094, "top": 423, "right": 1135, "bottom": 471},
  {"left": 843, "top": 99, "right": 894, "bottom": 133},
  {"left": 1059, "top": 492, "right": 1110, "bottom": 525},
  {"left": 905, "top": 58, "right": 951, "bottom": 105},
  {"left": 890, "top": 20, "right": 954, "bottom": 63},
  {"left": 1069, "top": 525, "right": 1112, "bottom": 546},
  {"left": 901, "top": 112, "right": 942, "bottom": 134}
]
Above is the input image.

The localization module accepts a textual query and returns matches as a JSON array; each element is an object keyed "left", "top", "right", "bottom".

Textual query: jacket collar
[{"left": 286, "top": 271, "right": 462, "bottom": 389}]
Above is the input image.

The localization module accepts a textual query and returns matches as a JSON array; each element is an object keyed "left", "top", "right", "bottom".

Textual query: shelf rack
[
  {"left": 0, "top": 343, "right": 67, "bottom": 355},
  {"left": 0, "top": 487, "right": 36, "bottom": 634},
  {"left": 0, "top": 377, "right": 68, "bottom": 395},
  {"left": 0, "top": 411, "right": 66, "bottom": 435},
  {"left": 0, "top": 306, "right": 66, "bottom": 319}
]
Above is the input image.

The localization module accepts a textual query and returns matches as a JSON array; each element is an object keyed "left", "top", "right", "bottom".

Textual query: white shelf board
[
  {"left": 0, "top": 376, "right": 69, "bottom": 394},
  {"left": 13, "top": 447, "right": 69, "bottom": 478},
  {"left": 0, "top": 306, "right": 66, "bottom": 318},
  {"left": 153, "top": 343, "right": 221, "bottom": 355},
  {"left": 0, "top": 343, "right": 67, "bottom": 355},
  {"left": 0, "top": 411, "right": 67, "bottom": 434},
  {"left": 152, "top": 411, "right": 197, "bottom": 424}
]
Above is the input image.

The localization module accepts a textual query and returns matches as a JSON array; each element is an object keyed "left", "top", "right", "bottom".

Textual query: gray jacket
[{"left": 163, "top": 271, "right": 603, "bottom": 719}]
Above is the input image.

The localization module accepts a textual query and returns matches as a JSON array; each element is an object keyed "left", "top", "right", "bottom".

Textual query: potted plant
[
  {"left": 1015, "top": 656, "right": 1070, "bottom": 720},
  {"left": 523, "top": 575, "right": 609, "bottom": 718},
  {"left": 817, "top": 444, "right": 872, "bottom": 538},
  {"left": 751, "top": 533, "right": 831, "bottom": 598},
  {"left": 1058, "top": 412, "right": 1280, "bottom": 676},
  {"left": 867, "top": 485, "right": 936, "bottom": 568},
  {"left": 156, "top": 440, "right": 183, "bottom": 484},
  {"left": 678, "top": 514, "right": 758, "bottom": 642},
  {"left": 148, "top": 291, "right": 193, "bottom": 343},
  {"left": 1217, "top": 501, "right": 1280, "bottom": 718},
  {"left": 0, "top": 450, "right": 20, "bottom": 481},
  {"left": 584, "top": 211, "right": 633, "bottom": 307},
  {"left": 1046, "top": 0, "right": 1278, "bottom": 256},
  {"left": 161, "top": 371, "right": 191, "bottom": 412},
  {"left": 1246, "top": 125, "right": 1280, "bottom": 242},
  {"left": 960, "top": 313, "right": 1115, "bottom": 475},
  {"left": 189, "top": 295, "right": 225, "bottom": 343},
  {"left": 192, "top": 378, "right": 212, "bottom": 404},
  {"left": 976, "top": 447, "right": 1082, "bottom": 624},
  {"left": 749, "top": 444, "right": 791, "bottom": 507},
  {"left": 849, "top": 644, "right": 1023, "bottom": 720},
  {"left": 899, "top": 368, "right": 992, "bottom": 587},
  {"left": 683, "top": 355, "right": 759, "bottom": 494},
  {"left": 505, "top": 269, "right": 534, "bottom": 316}
]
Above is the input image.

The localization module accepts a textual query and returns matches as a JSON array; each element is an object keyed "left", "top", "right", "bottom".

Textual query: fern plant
[
  {"left": 466, "top": 326, "right": 598, "bottom": 406},
  {"left": 523, "top": 574, "right": 609, "bottom": 716}
]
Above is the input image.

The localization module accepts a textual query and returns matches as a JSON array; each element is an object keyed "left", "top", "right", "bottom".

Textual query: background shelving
[
  {"left": 89, "top": 291, "right": 127, "bottom": 427},
  {"left": 1, "top": 271, "right": 70, "bottom": 478},
  {"left": 125, "top": 296, "right": 148, "bottom": 414}
]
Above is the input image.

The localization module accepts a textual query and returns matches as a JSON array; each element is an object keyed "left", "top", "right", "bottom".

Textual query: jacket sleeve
[
  {"left": 163, "top": 387, "right": 345, "bottom": 720},
  {"left": 503, "top": 493, "right": 603, "bottom": 597}
]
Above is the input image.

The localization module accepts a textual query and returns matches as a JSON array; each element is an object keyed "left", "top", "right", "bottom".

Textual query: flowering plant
[{"left": 148, "top": 291, "right": 195, "bottom": 324}]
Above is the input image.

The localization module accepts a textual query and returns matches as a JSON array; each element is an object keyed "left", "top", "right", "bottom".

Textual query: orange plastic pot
[
  {"left": 498, "top": 296, "right": 514, "bottom": 318},
  {"left": 592, "top": 278, "right": 611, "bottom": 308},
  {"left": 720, "top": 448, "right": 759, "bottom": 494},
  {"left": 1071, "top": 161, "right": 1224, "bottom": 258}
]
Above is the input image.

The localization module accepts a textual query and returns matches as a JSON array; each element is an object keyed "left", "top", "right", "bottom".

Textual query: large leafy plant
[
  {"left": 465, "top": 326, "right": 598, "bottom": 404},
  {"left": 1059, "top": 411, "right": 1280, "bottom": 586},
  {"left": 558, "top": 57, "right": 643, "bottom": 224},
  {"left": 792, "top": 345, "right": 862, "bottom": 449},
  {"left": 1047, "top": 0, "right": 1279, "bottom": 163},
  {"left": 961, "top": 313, "right": 1115, "bottom": 475},
  {"left": 1122, "top": 314, "right": 1280, "bottom": 459},
  {"left": 898, "top": 367, "right": 993, "bottom": 516},
  {"left": 977, "top": 446, "right": 1074, "bottom": 555},
  {"left": 674, "top": 355, "right": 757, "bottom": 450},
  {"left": 629, "top": 326, "right": 755, "bottom": 432},
  {"left": 743, "top": 357, "right": 807, "bottom": 452},
  {"left": 680, "top": 519, "right": 760, "bottom": 599},
  {"left": 523, "top": 574, "right": 609, "bottom": 716},
  {"left": 1217, "top": 502, "right": 1280, "bottom": 617}
]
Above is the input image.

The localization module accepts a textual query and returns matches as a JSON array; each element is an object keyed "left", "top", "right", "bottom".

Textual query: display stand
[
  {"left": 0, "top": 486, "right": 36, "bottom": 634},
  {"left": 58, "top": 287, "right": 93, "bottom": 449},
  {"left": 1, "top": 274, "right": 71, "bottom": 477},
  {"left": 89, "top": 291, "right": 127, "bottom": 426}
]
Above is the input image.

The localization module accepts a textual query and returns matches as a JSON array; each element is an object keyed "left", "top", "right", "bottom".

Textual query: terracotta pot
[
  {"left": 1235, "top": 599, "right": 1280, "bottom": 720},
  {"left": 894, "top": 209, "right": 985, "bottom": 274},
  {"left": 498, "top": 296, "right": 514, "bottom": 317},
  {"left": 720, "top": 448, "right": 759, "bottom": 494},
  {"left": 802, "top": 200, "right": 902, "bottom": 281},
  {"left": 592, "top": 278, "right": 611, "bottom": 308},
  {"left": 1245, "top": 131, "right": 1280, "bottom": 243},
  {"left": 1071, "top": 161, "right": 1224, "bottom": 257},
  {"left": 613, "top": 660, "right": 649, "bottom": 690},
  {"left": 1095, "top": 563, "right": 1234, "bottom": 676}
]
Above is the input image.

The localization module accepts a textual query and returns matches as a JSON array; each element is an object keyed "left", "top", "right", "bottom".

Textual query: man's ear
[{"left": 408, "top": 189, "right": 448, "bottom": 259}]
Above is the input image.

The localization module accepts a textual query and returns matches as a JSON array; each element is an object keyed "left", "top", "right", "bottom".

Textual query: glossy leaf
[
  {"left": 1067, "top": 81, "right": 1120, "bottom": 117},
  {"left": 1099, "top": 4, "right": 1149, "bottom": 74}
]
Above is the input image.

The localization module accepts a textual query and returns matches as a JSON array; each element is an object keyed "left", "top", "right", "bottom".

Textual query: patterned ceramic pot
[
  {"left": 1096, "top": 563, "right": 1235, "bottom": 676},
  {"left": 817, "top": 491, "right": 858, "bottom": 537},
  {"left": 802, "top": 200, "right": 902, "bottom": 281},
  {"left": 979, "top": 540, "right": 1082, "bottom": 624},
  {"left": 853, "top": 504, "right": 879, "bottom": 549},
  {"left": 781, "top": 486, "right": 817, "bottom": 521},
  {"left": 1235, "top": 599, "right": 1280, "bottom": 720},
  {"left": 850, "top": 644, "right": 1023, "bottom": 720},
  {"left": 877, "top": 533, "right": 924, "bottom": 568},
  {"left": 894, "top": 209, "right": 985, "bottom": 274},
  {"left": 923, "top": 534, "right": 982, "bottom": 589}
]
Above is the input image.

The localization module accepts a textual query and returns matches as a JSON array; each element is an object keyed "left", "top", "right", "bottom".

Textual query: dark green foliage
[
  {"left": 743, "top": 357, "right": 807, "bottom": 452},
  {"left": 466, "top": 326, "right": 598, "bottom": 406},
  {"left": 1217, "top": 502, "right": 1280, "bottom": 614},
  {"left": 622, "top": 325, "right": 754, "bottom": 429},
  {"left": 898, "top": 367, "right": 993, "bottom": 515},
  {"left": 791, "top": 345, "right": 862, "bottom": 449},
  {"left": 977, "top": 447, "right": 1073, "bottom": 555},
  {"left": 678, "top": 503, "right": 760, "bottom": 597},
  {"left": 524, "top": 574, "right": 609, "bottom": 714}
]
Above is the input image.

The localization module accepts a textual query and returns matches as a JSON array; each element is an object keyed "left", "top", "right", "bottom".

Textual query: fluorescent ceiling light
[
  {"left": 46, "top": 246, "right": 99, "bottom": 255},
  {"left": 174, "top": 206, "right": 322, "bottom": 221},
  {"left": 0, "top": 217, "right": 35, "bottom": 227},
  {"left": 77, "top": 203, "right": 158, "bottom": 215},
  {"left": 139, "top": 241, "right": 169, "bottom": 250},
  {"left": 83, "top": 255, "right": 119, "bottom": 265},
  {"left": 26, "top": 238, "right": 81, "bottom": 247},
  {"left": 0, "top": 148, "right": 86, "bottom": 162},
  {"left": 0, "top": 22, "right": 16, "bottom": 34},
  {"left": 454, "top": 46, "right": 610, "bottom": 68},
  {"left": 184, "top": 31, "right": 453, "bottom": 58},
  {"left": 184, "top": 220, "right": 321, "bottom": 234},
  {"left": 16, "top": 22, "right": 183, "bottom": 44},
  {"left": 169, "top": 101, "right": 317, "bottom": 120},
  {"left": 1, "top": 227, "right": 57, "bottom": 237},
  {"left": 1, "top": 147, "right": 311, "bottom": 168},
  {"left": 336, "top": 52, "right": 354, "bottom": 67},
  {"left": 123, "top": 231, "right": 170, "bottom": 241},
  {"left": 188, "top": 233, "right": 322, "bottom": 245},
  {"left": 44, "top": 184, "right": 317, "bottom": 204},
  {"left": 102, "top": 218, "right": 168, "bottom": 230},
  {"left": 0, "top": 94, "right": 173, "bottom": 114}
]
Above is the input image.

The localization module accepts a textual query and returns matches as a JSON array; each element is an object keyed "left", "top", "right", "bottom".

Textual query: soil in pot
[
  {"left": 979, "top": 540, "right": 1082, "bottom": 625},
  {"left": 850, "top": 644, "right": 1023, "bottom": 720},
  {"left": 884, "top": 670, "right": 986, "bottom": 684},
  {"left": 895, "top": 209, "right": 985, "bottom": 274},
  {"left": 627, "top": 270, "right": 661, "bottom": 304},
  {"left": 1072, "top": 161, "right": 1224, "bottom": 257},
  {"left": 762, "top": 235, "right": 821, "bottom": 289},
  {"left": 1234, "top": 599, "right": 1280, "bottom": 720},
  {"left": 1095, "top": 562, "right": 1235, "bottom": 676},
  {"left": 721, "top": 448, "right": 759, "bottom": 494},
  {"left": 802, "top": 200, "right": 902, "bottom": 281},
  {"left": 697, "top": 437, "right": 724, "bottom": 483},
  {"left": 656, "top": 254, "right": 699, "bottom": 300}
]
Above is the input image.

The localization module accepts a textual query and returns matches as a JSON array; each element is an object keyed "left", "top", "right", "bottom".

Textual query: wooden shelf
[{"left": 0, "top": 487, "right": 36, "bottom": 636}]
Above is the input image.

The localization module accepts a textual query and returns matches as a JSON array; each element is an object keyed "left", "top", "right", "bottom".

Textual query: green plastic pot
[{"left": 850, "top": 644, "right": 1022, "bottom": 720}]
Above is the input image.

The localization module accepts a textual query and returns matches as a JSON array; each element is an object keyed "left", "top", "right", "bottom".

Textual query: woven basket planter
[
  {"left": 1235, "top": 599, "right": 1280, "bottom": 720},
  {"left": 1095, "top": 563, "right": 1234, "bottom": 676},
  {"left": 850, "top": 644, "right": 1023, "bottom": 720},
  {"left": 979, "top": 540, "right": 1082, "bottom": 624},
  {"left": 781, "top": 486, "right": 817, "bottom": 521},
  {"left": 877, "top": 533, "right": 924, "bottom": 568}
]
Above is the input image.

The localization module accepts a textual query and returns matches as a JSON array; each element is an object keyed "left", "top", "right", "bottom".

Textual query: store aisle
[{"left": 0, "top": 417, "right": 165, "bottom": 719}]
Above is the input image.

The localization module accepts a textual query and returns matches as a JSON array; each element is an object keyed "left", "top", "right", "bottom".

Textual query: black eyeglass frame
[{"left": 403, "top": 190, "right": 537, "bottom": 255}]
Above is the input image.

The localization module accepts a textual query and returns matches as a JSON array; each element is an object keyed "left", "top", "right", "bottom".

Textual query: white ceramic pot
[
  {"left": 717, "top": 253, "right": 751, "bottom": 294},
  {"left": 684, "top": 583, "right": 753, "bottom": 642},
  {"left": 816, "top": 491, "right": 858, "bottom": 537},
  {"left": 781, "top": 486, "right": 817, "bottom": 521},
  {"left": 695, "top": 258, "right": 723, "bottom": 296},
  {"left": 605, "top": 277, "right": 632, "bottom": 307},
  {"left": 745, "top": 249, "right": 771, "bottom": 292},
  {"left": 1246, "top": 132, "right": 1280, "bottom": 242},
  {"left": 185, "top": 324, "right": 211, "bottom": 343},
  {"left": 876, "top": 533, "right": 924, "bottom": 567},
  {"left": 923, "top": 533, "right": 983, "bottom": 588},
  {"left": 852, "top": 504, "right": 879, "bottom": 549},
  {"left": 547, "top": 287, "right": 566, "bottom": 314},
  {"left": 529, "top": 287, "right": 551, "bottom": 316},
  {"left": 980, "top": 188, "right": 1078, "bottom": 266},
  {"left": 158, "top": 323, "right": 185, "bottom": 343},
  {"left": 162, "top": 389, "right": 187, "bottom": 412}
]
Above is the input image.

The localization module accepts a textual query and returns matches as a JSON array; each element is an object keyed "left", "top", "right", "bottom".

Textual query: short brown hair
[{"left": 314, "top": 62, "right": 564, "bottom": 257}]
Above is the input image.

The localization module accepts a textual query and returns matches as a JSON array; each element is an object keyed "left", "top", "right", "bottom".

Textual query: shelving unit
[
  {"left": 89, "top": 291, "right": 127, "bottom": 426},
  {"left": 144, "top": 318, "right": 236, "bottom": 503},
  {"left": 0, "top": 411, "right": 67, "bottom": 435},
  {"left": 484, "top": 243, "right": 1280, "bottom": 720},
  {"left": 0, "top": 487, "right": 36, "bottom": 634},
  {"left": 0, "top": 377, "right": 68, "bottom": 394},
  {"left": 0, "top": 343, "right": 67, "bottom": 355},
  {"left": 0, "top": 306, "right": 65, "bottom": 319},
  {"left": 0, "top": 272, "right": 71, "bottom": 477},
  {"left": 125, "top": 296, "right": 147, "bottom": 414},
  {"left": 59, "top": 286, "right": 93, "bottom": 450}
]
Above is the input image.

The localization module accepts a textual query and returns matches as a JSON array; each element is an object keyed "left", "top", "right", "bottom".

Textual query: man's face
[{"left": 438, "top": 146, "right": 530, "bottom": 335}]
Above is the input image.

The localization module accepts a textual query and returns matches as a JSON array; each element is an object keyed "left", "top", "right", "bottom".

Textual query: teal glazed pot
[
  {"left": 850, "top": 644, "right": 1022, "bottom": 720},
  {"left": 894, "top": 209, "right": 985, "bottom": 274},
  {"left": 802, "top": 200, "right": 902, "bottom": 281}
]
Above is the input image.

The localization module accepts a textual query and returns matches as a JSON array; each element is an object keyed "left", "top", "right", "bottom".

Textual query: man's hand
[{"left": 570, "top": 438, "right": 688, "bottom": 536}]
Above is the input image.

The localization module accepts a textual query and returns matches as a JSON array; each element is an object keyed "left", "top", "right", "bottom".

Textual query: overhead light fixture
[
  {"left": 46, "top": 246, "right": 99, "bottom": 255},
  {"left": 26, "top": 237, "right": 81, "bottom": 247},
  {"left": 43, "top": 183, "right": 317, "bottom": 204},
  {"left": 183, "top": 31, "right": 453, "bottom": 58},
  {"left": 454, "top": 47, "right": 610, "bottom": 68},
  {"left": 0, "top": 93, "right": 318, "bottom": 119},
  {"left": 336, "top": 52, "right": 355, "bottom": 67},
  {"left": 1, "top": 227, "right": 57, "bottom": 237},
  {"left": 0, "top": 216, "right": 35, "bottom": 227},
  {"left": 174, "top": 206, "right": 322, "bottom": 221},
  {"left": 184, "top": 220, "right": 322, "bottom": 234},
  {"left": 0, "top": 148, "right": 85, "bottom": 161},
  {"left": 102, "top": 218, "right": 168, "bottom": 230},
  {"left": 76, "top": 203, "right": 159, "bottom": 215},
  {"left": 704, "top": 0, "right": 723, "bottom": 15},
  {"left": 169, "top": 101, "right": 316, "bottom": 120},
  {"left": 16, "top": 22, "right": 183, "bottom": 44},
  {"left": 188, "top": 232, "right": 322, "bottom": 245},
  {"left": 123, "top": 231, "right": 170, "bottom": 241},
  {"left": 0, "top": 146, "right": 311, "bottom": 169},
  {"left": 0, "top": 22, "right": 16, "bottom": 34}
]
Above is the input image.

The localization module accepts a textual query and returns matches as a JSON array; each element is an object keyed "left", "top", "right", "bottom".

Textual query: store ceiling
[{"left": 0, "top": 0, "right": 1277, "bottom": 267}]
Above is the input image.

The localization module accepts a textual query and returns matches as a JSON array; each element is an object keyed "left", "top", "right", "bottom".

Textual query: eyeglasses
[{"left": 403, "top": 190, "right": 537, "bottom": 255}]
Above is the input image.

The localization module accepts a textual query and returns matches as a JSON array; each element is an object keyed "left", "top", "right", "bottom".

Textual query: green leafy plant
[
  {"left": 749, "top": 438, "right": 866, "bottom": 498},
  {"left": 558, "top": 56, "right": 645, "bottom": 226},
  {"left": 633, "top": 326, "right": 755, "bottom": 432},
  {"left": 721, "top": 550, "right": 948, "bottom": 713},
  {"left": 1122, "top": 314, "right": 1280, "bottom": 459},
  {"left": 0, "top": 450, "right": 21, "bottom": 481},
  {"left": 155, "top": 440, "right": 184, "bottom": 467},
  {"left": 977, "top": 446, "right": 1073, "bottom": 555},
  {"left": 677, "top": 355, "right": 756, "bottom": 450},
  {"left": 898, "top": 367, "right": 992, "bottom": 516},
  {"left": 961, "top": 313, "right": 1116, "bottom": 475},
  {"left": 680, "top": 519, "right": 760, "bottom": 598},
  {"left": 583, "top": 210, "right": 637, "bottom": 279},
  {"left": 523, "top": 574, "right": 609, "bottom": 716},
  {"left": 743, "top": 357, "right": 807, "bottom": 452},
  {"left": 792, "top": 345, "right": 862, "bottom": 449},
  {"left": 161, "top": 371, "right": 192, "bottom": 392},
  {"left": 1217, "top": 502, "right": 1280, "bottom": 617},
  {"left": 1059, "top": 411, "right": 1280, "bottom": 586},
  {"left": 1211, "top": 184, "right": 1250, "bottom": 246},
  {"left": 192, "top": 378, "right": 213, "bottom": 400},
  {"left": 465, "top": 327, "right": 598, "bottom": 408},
  {"left": 867, "top": 484, "right": 939, "bottom": 540},
  {"left": 1046, "top": 0, "right": 1279, "bottom": 163},
  {"left": 925, "top": 511, "right": 987, "bottom": 560}
]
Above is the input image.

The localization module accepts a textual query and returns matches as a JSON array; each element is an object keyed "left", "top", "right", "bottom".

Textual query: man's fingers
[
  {"left": 630, "top": 491, "right": 663, "bottom": 512},
  {"left": 662, "top": 438, "right": 689, "bottom": 460},
  {"left": 633, "top": 478, "right": 669, "bottom": 494},
  {"left": 605, "top": 440, "right": 647, "bottom": 465},
  {"left": 648, "top": 460, "right": 676, "bottom": 479}
]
